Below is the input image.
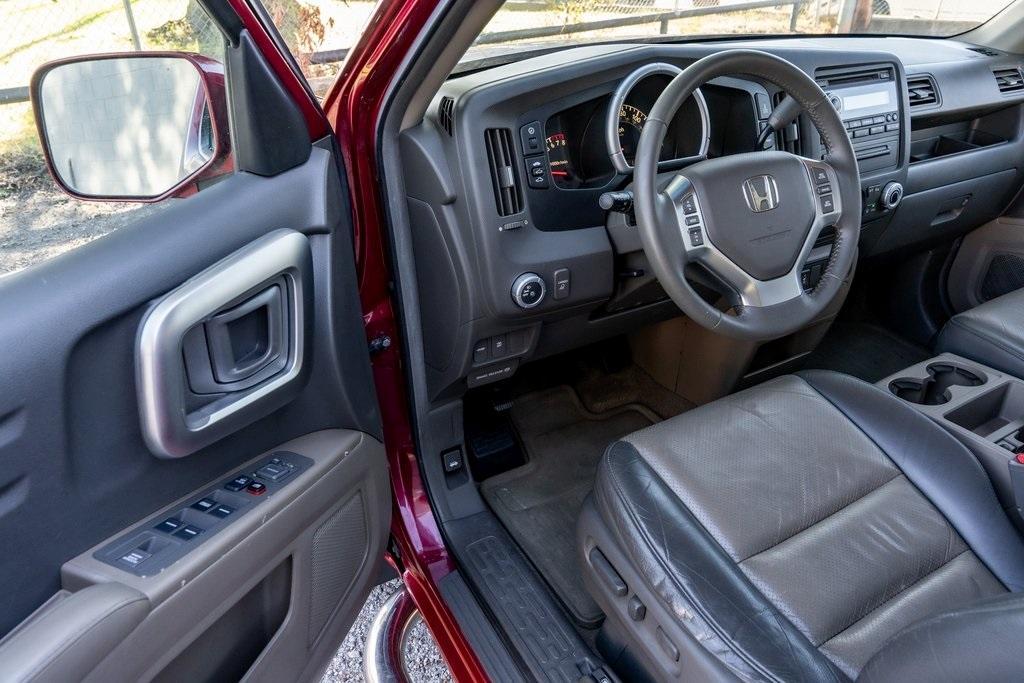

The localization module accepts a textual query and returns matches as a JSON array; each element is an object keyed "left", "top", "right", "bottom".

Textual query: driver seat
[{"left": 579, "top": 370, "right": 1024, "bottom": 682}]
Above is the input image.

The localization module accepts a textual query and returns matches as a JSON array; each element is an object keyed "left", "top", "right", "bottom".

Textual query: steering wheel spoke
[{"left": 632, "top": 50, "right": 861, "bottom": 340}]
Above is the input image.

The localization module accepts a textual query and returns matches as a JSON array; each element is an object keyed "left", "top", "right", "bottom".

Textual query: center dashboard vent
[
  {"left": 484, "top": 128, "right": 522, "bottom": 217},
  {"left": 994, "top": 68, "right": 1024, "bottom": 94},
  {"left": 437, "top": 96, "right": 455, "bottom": 135},
  {"left": 906, "top": 75, "right": 939, "bottom": 108}
]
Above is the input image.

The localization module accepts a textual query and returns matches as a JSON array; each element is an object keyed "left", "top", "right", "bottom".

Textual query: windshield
[{"left": 463, "top": 0, "right": 1016, "bottom": 64}]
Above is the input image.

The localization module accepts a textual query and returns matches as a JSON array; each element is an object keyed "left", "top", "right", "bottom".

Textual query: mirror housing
[{"left": 30, "top": 52, "right": 232, "bottom": 202}]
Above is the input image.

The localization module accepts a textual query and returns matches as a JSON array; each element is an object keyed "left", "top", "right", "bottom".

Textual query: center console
[
  {"left": 880, "top": 353, "right": 1024, "bottom": 516},
  {"left": 814, "top": 64, "right": 906, "bottom": 222}
]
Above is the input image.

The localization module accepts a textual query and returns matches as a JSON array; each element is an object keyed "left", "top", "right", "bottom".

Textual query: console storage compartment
[
  {"left": 910, "top": 128, "right": 1007, "bottom": 164},
  {"left": 880, "top": 354, "right": 1024, "bottom": 510}
]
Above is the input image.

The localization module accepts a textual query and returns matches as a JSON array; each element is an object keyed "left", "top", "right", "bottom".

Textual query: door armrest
[{"left": 0, "top": 583, "right": 150, "bottom": 682}]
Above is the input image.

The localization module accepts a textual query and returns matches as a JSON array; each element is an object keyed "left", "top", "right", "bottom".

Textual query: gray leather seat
[
  {"left": 936, "top": 287, "right": 1024, "bottom": 379},
  {"left": 578, "top": 370, "right": 1024, "bottom": 682}
]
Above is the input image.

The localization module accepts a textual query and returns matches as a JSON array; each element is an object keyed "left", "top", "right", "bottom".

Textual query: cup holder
[{"left": 889, "top": 363, "right": 985, "bottom": 406}]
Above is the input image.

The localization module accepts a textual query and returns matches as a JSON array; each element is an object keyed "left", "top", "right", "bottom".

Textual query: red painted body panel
[{"left": 229, "top": 0, "right": 487, "bottom": 680}]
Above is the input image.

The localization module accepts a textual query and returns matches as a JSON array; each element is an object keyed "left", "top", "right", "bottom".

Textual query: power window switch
[
  {"left": 191, "top": 497, "right": 217, "bottom": 512},
  {"left": 174, "top": 524, "right": 203, "bottom": 541},
  {"left": 210, "top": 504, "right": 235, "bottom": 518},
  {"left": 119, "top": 549, "right": 152, "bottom": 567},
  {"left": 224, "top": 475, "right": 252, "bottom": 492},
  {"left": 154, "top": 517, "right": 183, "bottom": 533}
]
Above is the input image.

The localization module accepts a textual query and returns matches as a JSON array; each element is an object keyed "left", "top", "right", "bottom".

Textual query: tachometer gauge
[
  {"left": 545, "top": 132, "right": 576, "bottom": 188},
  {"left": 617, "top": 104, "right": 648, "bottom": 164}
]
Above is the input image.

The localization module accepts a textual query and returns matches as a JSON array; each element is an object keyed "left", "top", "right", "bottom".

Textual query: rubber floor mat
[{"left": 480, "top": 385, "right": 656, "bottom": 627}]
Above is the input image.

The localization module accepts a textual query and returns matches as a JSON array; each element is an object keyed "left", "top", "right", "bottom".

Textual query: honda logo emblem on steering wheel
[{"left": 742, "top": 175, "right": 779, "bottom": 213}]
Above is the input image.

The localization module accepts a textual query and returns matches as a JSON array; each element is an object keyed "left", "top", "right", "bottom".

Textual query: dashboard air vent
[
  {"left": 437, "top": 97, "right": 455, "bottom": 135},
  {"left": 906, "top": 76, "right": 938, "bottom": 107},
  {"left": 994, "top": 68, "right": 1024, "bottom": 94},
  {"left": 968, "top": 46, "right": 1001, "bottom": 57},
  {"left": 484, "top": 128, "right": 522, "bottom": 217}
]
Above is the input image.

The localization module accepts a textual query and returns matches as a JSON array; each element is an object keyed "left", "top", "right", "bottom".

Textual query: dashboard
[{"left": 399, "top": 38, "right": 1024, "bottom": 399}]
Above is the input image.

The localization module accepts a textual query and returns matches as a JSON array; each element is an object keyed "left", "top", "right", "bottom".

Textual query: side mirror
[{"left": 30, "top": 53, "right": 231, "bottom": 202}]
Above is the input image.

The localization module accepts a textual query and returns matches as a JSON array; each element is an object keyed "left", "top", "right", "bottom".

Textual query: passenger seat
[{"left": 936, "top": 288, "right": 1024, "bottom": 379}]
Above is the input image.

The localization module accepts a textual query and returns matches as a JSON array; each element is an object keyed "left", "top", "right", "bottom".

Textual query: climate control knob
[
  {"left": 882, "top": 181, "right": 904, "bottom": 210},
  {"left": 511, "top": 273, "right": 546, "bottom": 309}
]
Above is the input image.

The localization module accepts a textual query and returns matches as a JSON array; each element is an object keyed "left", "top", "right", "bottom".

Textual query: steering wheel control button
[
  {"left": 224, "top": 475, "right": 252, "bottom": 492},
  {"left": 689, "top": 230, "right": 704, "bottom": 247},
  {"left": 681, "top": 194, "right": 698, "bottom": 215},
  {"left": 553, "top": 268, "right": 571, "bottom": 300},
  {"left": 174, "top": 524, "right": 203, "bottom": 541},
  {"left": 684, "top": 215, "right": 700, "bottom": 227},
  {"left": 811, "top": 167, "right": 829, "bottom": 185},
  {"left": 191, "top": 497, "right": 217, "bottom": 512},
  {"left": 524, "top": 157, "right": 548, "bottom": 188},
  {"left": 816, "top": 183, "right": 832, "bottom": 195},
  {"left": 511, "top": 273, "right": 546, "bottom": 309},
  {"left": 246, "top": 481, "right": 268, "bottom": 496},
  {"left": 820, "top": 194, "right": 836, "bottom": 213},
  {"left": 520, "top": 121, "right": 542, "bottom": 155},
  {"left": 154, "top": 517, "right": 184, "bottom": 534}
]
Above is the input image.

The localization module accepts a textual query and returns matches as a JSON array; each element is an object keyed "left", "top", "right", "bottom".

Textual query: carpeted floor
[
  {"left": 480, "top": 366, "right": 691, "bottom": 627},
  {"left": 801, "top": 321, "right": 930, "bottom": 383}
]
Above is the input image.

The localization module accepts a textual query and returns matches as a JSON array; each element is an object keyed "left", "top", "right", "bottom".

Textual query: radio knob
[
  {"left": 511, "top": 273, "right": 546, "bottom": 309},
  {"left": 882, "top": 181, "right": 904, "bottom": 210}
]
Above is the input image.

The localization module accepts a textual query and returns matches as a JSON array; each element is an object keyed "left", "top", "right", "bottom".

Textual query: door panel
[{"left": 0, "top": 120, "right": 386, "bottom": 683}]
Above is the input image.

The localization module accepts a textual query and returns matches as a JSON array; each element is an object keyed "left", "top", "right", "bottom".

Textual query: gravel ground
[
  {"left": 322, "top": 579, "right": 453, "bottom": 683},
  {"left": 0, "top": 177, "right": 452, "bottom": 681}
]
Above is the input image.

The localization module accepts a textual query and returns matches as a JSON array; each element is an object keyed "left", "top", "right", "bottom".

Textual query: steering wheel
[{"left": 633, "top": 50, "right": 861, "bottom": 341}]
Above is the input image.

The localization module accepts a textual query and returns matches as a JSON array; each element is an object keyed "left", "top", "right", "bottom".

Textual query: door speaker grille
[{"left": 308, "top": 493, "right": 368, "bottom": 645}]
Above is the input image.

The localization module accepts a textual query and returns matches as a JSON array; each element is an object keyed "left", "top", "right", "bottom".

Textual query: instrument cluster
[{"left": 543, "top": 74, "right": 708, "bottom": 189}]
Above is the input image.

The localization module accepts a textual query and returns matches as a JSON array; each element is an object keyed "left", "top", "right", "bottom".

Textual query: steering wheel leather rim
[{"left": 633, "top": 49, "right": 861, "bottom": 341}]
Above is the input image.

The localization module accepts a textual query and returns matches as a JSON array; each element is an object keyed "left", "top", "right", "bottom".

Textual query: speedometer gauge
[
  {"left": 617, "top": 104, "right": 648, "bottom": 164},
  {"left": 545, "top": 132, "right": 577, "bottom": 188}
]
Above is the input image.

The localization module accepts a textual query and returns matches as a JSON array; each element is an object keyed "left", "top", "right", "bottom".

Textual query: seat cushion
[
  {"left": 936, "top": 287, "right": 1024, "bottom": 379},
  {"left": 589, "top": 371, "right": 1024, "bottom": 681}
]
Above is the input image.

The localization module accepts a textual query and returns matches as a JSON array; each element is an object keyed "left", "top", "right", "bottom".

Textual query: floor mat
[
  {"left": 480, "top": 383, "right": 667, "bottom": 627},
  {"left": 802, "top": 321, "right": 930, "bottom": 383}
]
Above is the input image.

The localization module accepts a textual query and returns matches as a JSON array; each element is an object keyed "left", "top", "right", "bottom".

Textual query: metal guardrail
[
  {"left": 0, "top": 3, "right": 976, "bottom": 105},
  {"left": 476, "top": 0, "right": 805, "bottom": 45},
  {"left": 310, "top": 0, "right": 803, "bottom": 67}
]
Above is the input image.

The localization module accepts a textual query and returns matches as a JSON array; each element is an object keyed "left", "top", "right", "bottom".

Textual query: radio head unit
[{"left": 817, "top": 66, "right": 902, "bottom": 174}]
